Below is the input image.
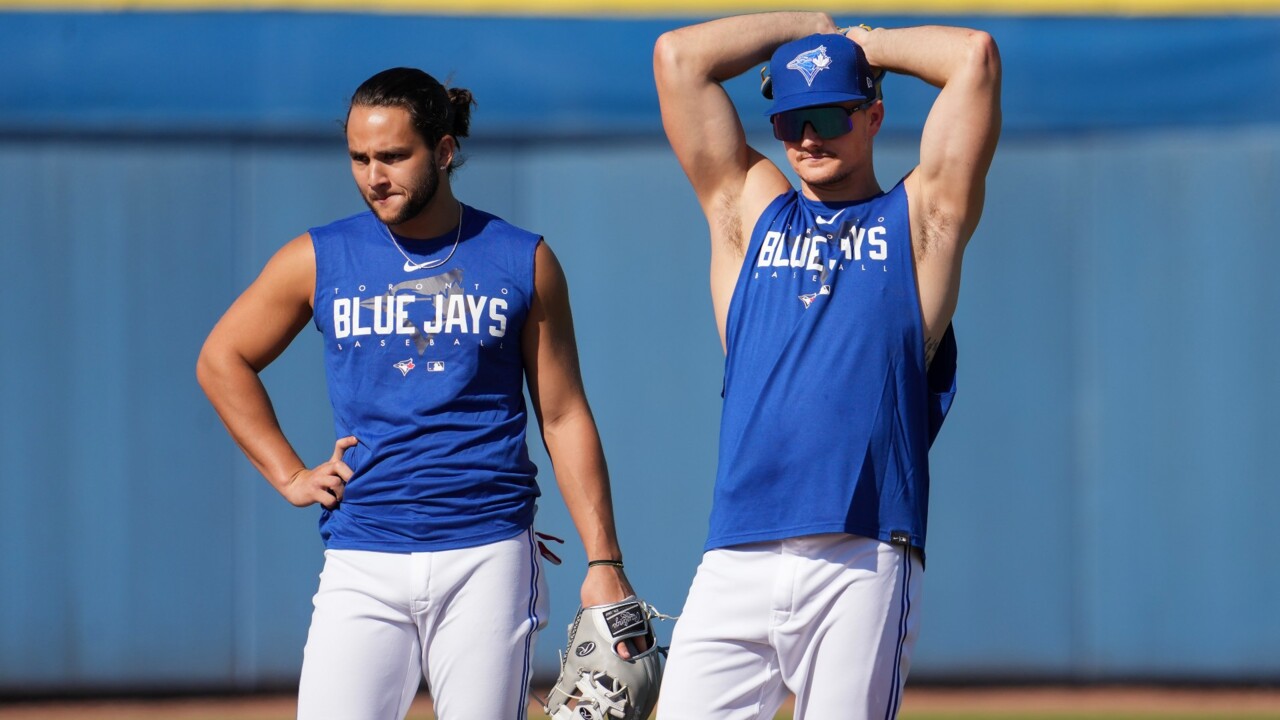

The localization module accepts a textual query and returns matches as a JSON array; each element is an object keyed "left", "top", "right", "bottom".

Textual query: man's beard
[{"left": 368, "top": 162, "right": 439, "bottom": 226}]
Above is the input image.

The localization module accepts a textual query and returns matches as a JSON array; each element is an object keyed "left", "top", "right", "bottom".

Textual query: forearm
[
  {"left": 849, "top": 25, "right": 996, "bottom": 89},
  {"left": 659, "top": 11, "right": 837, "bottom": 83},
  {"left": 197, "top": 351, "right": 306, "bottom": 495},
  {"left": 542, "top": 405, "right": 622, "bottom": 562}
]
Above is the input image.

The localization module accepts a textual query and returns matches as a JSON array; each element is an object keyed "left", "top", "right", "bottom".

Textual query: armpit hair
[
  {"left": 916, "top": 199, "right": 955, "bottom": 260},
  {"left": 714, "top": 191, "right": 746, "bottom": 259}
]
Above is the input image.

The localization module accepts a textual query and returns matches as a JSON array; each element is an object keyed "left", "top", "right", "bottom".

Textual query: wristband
[{"left": 587, "top": 559, "right": 624, "bottom": 568}]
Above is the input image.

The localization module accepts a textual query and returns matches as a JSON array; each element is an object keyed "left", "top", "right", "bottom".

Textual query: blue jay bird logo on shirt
[
  {"left": 798, "top": 285, "right": 832, "bottom": 308},
  {"left": 787, "top": 45, "right": 833, "bottom": 86}
]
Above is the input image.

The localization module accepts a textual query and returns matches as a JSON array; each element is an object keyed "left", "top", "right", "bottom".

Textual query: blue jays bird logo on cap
[
  {"left": 766, "top": 34, "right": 877, "bottom": 115},
  {"left": 787, "top": 45, "right": 833, "bottom": 86}
]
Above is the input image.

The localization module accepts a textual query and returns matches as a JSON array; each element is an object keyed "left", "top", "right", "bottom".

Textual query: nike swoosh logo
[
  {"left": 815, "top": 209, "right": 846, "bottom": 225},
  {"left": 404, "top": 259, "right": 443, "bottom": 272}
]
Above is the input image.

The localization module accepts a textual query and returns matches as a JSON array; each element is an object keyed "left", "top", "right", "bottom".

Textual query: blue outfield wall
[
  {"left": 1, "top": 11, "right": 1279, "bottom": 693},
  {"left": 2, "top": 12, "right": 1279, "bottom": 137}
]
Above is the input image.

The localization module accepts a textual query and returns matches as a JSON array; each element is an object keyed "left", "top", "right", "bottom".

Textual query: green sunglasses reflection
[{"left": 771, "top": 100, "right": 876, "bottom": 142}]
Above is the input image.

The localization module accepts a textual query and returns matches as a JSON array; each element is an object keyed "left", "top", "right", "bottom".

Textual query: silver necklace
[{"left": 383, "top": 203, "right": 464, "bottom": 273}]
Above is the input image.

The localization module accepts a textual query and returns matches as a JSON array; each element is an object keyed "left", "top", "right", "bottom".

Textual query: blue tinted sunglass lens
[
  {"left": 771, "top": 112, "right": 804, "bottom": 141},
  {"left": 772, "top": 107, "right": 854, "bottom": 141}
]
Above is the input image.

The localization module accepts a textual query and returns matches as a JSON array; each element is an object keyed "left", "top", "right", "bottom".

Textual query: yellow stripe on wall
[{"left": 1, "top": 0, "right": 1277, "bottom": 14}]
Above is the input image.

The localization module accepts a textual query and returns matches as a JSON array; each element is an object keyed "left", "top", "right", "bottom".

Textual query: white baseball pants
[
  {"left": 296, "top": 529, "right": 548, "bottom": 720},
  {"left": 656, "top": 533, "right": 923, "bottom": 720}
]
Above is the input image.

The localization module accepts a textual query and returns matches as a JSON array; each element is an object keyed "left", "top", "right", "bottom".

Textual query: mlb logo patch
[{"left": 426, "top": 361, "right": 446, "bottom": 372}]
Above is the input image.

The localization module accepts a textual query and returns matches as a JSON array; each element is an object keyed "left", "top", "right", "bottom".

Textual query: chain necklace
[{"left": 383, "top": 202, "right": 464, "bottom": 273}]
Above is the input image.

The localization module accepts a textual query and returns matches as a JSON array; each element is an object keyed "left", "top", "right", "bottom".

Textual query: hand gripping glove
[{"left": 543, "top": 597, "right": 668, "bottom": 720}]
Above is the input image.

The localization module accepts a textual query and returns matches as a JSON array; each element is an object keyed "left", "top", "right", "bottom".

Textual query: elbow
[
  {"left": 540, "top": 399, "right": 593, "bottom": 439},
  {"left": 195, "top": 342, "right": 220, "bottom": 395},
  {"left": 654, "top": 26, "right": 724, "bottom": 83},
  {"left": 965, "top": 30, "right": 1002, "bottom": 83},
  {"left": 653, "top": 30, "right": 686, "bottom": 83},
  {"left": 196, "top": 338, "right": 243, "bottom": 396}
]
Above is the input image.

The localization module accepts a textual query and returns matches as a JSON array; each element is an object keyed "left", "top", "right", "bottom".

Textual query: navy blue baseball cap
[{"left": 764, "top": 34, "right": 878, "bottom": 116}]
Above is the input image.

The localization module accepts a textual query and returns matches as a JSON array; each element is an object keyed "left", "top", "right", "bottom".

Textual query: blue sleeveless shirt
[
  {"left": 309, "top": 205, "right": 540, "bottom": 552},
  {"left": 709, "top": 180, "right": 957, "bottom": 553}
]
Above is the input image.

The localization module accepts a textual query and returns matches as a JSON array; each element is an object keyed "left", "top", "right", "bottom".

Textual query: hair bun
[{"left": 446, "top": 87, "right": 475, "bottom": 140}]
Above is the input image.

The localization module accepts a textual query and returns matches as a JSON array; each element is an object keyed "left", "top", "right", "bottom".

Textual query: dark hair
[{"left": 347, "top": 67, "right": 476, "bottom": 172}]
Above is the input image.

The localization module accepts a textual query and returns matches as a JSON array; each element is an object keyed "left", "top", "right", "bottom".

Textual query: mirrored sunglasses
[{"left": 771, "top": 101, "right": 875, "bottom": 142}]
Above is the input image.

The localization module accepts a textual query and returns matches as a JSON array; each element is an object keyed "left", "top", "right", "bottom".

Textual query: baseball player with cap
[{"left": 653, "top": 13, "right": 1001, "bottom": 720}]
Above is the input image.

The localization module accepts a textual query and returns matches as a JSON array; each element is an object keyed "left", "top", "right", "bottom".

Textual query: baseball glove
[{"left": 543, "top": 597, "right": 669, "bottom": 720}]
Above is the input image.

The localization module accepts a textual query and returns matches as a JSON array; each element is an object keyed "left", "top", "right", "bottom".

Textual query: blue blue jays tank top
[
  {"left": 309, "top": 205, "right": 540, "bottom": 552},
  {"left": 708, "top": 180, "right": 957, "bottom": 552}
]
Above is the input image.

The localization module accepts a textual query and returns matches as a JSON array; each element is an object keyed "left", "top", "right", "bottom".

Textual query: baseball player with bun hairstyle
[
  {"left": 197, "top": 67, "right": 641, "bottom": 719},
  {"left": 653, "top": 12, "right": 1001, "bottom": 720}
]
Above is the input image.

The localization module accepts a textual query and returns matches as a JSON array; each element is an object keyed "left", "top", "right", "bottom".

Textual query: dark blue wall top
[{"left": 2, "top": 12, "right": 1278, "bottom": 138}]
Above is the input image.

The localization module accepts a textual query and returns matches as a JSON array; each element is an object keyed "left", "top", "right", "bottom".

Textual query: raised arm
[
  {"left": 654, "top": 12, "right": 837, "bottom": 338},
  {"left": 654, "top": 14, "right": 833, "bottom": 214},
  {"left": 521, "top": 241, "right": 635, "bottom": 611},
  {"left": 196, "top": 234, "right": 355, "bottom": 509},
  {"left": 848, "top": 24, "right": 1002, "bottom": 361},
  {"left": 854, "top": 25, "right": 1000, "bottom": 242}
]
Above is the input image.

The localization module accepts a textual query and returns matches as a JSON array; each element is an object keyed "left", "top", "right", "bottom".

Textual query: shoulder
[
  {"left": 750, "top": 188, "right": 800, "bottom": 233},
  {"left": 310, "top": 209, "right": 373, "bottom": 234},
  {"left": 467, "top": 205, "right": 542, "bottom": 249},
  {"left": 241, "top": 232, "right": 316, "bottom": 310},
  {"left": 308, "top": 210, "right": 376, "bottom": 249},
  {"left": 766, "top": 186, "right": 800, "bottom": 215},
  {"left": 884, "top": 175, "right": 912, "bottom": 210},
  {"left": 722, "top": 151, "right": 794, "bottom": 254},
  {"left": 274, "top": 232, "right": 316, "bottom": 271}
]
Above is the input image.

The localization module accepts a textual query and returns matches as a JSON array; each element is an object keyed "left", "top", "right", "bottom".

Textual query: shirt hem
[
  {"left": 704, "top": 522, "right": 923, "bottom": 553},
  {"left": 322, "top": 523, "right": 529, "bottom": 553}
]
